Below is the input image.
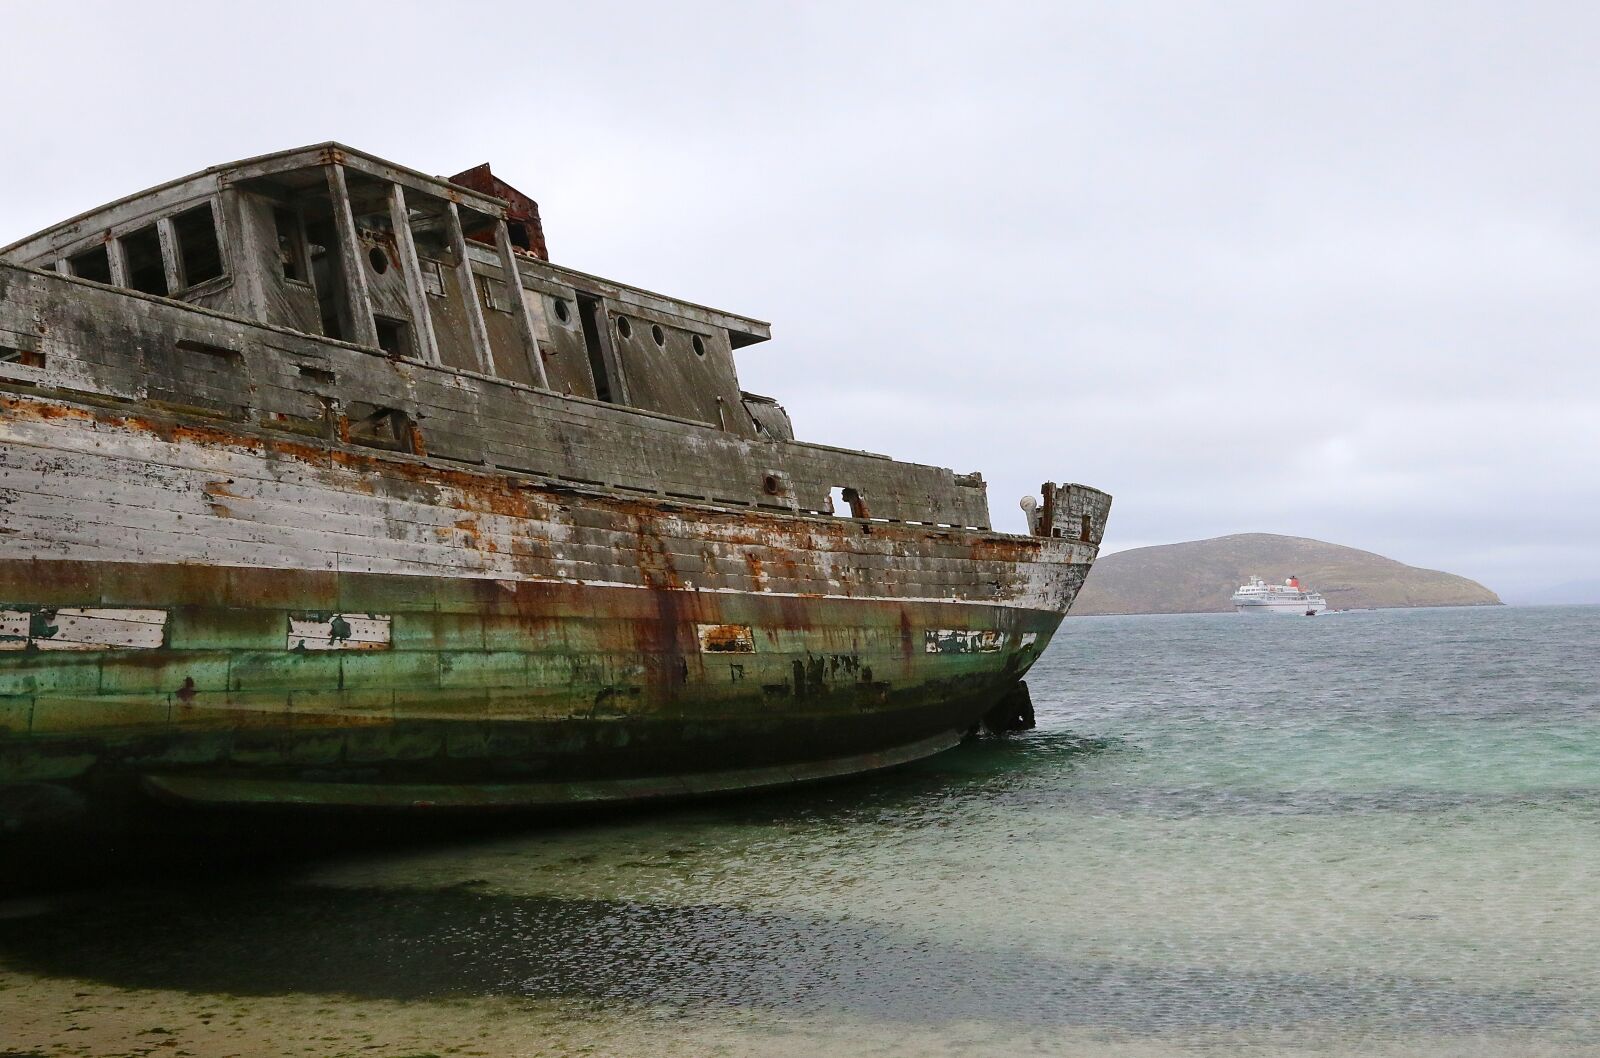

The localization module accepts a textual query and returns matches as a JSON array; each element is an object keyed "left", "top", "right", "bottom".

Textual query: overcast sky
[{"left": 7, "top": 2, "right": 1598, "bottom": 600}]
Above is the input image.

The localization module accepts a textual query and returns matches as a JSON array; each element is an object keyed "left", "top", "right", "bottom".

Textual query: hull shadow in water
[
  {"left": 0, "top": 880, "right": 1570, "bottom": 1037},
  {"left": 0, "top": 732, "right": 1116, "bottom": 897}
]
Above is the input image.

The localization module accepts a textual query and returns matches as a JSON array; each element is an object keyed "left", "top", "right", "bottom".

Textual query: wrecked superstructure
[{"left": 0, "top": 144, "right": 1110, "bottom": 825}]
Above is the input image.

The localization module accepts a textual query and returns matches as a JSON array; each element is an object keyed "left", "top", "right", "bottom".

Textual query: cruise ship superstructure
[{"left": 1232, "top": 576, "right": 1327, "bottom": 615}]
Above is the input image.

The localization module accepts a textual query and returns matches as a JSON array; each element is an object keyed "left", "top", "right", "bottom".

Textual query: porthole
[
  {"left": 651, "top": 323, "right": 666, "bottom": 347},
  {"left": 692, "top": 334, "right": 706, "bottom": 357},
  {"left": 368, "top": 246, "right": 390, "bottom": 275},
  {"left": 616, "top": 315, "right": 632, "bottom": 339},
  {"left": 552, "top": 298, "right": 571, "bottom": 324}
]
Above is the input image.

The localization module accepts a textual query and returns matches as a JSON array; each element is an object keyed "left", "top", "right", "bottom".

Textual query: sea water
[{"left": 1, "top": 605, "right": 1596, "bottom": 1057}]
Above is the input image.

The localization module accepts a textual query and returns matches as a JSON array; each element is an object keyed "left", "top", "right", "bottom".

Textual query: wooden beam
[
  {"left": 2, "top": 175, "right": 224, "bottom": 263},
  {"left": 106, "top": 237, "right": 129, "bottom": 287},
  {"left": 494, "top": 220, "right": 549, "bottom": 389},
  {"left": 495, "top": 252, "right": 773, "bottom": 346},
  {"left": 444, "top": 201, "right": 494, "bottom": 375},
  {"left": 388, "top": 183, "right": 441, "bottom": 365},
  {"left": 221, "top": 190, "right": 269, "bottom": 320},
  {"left": 325, "top": 163, "right": 379, "bottom": 349},
  {"left": 205, "top": 197, "right": 230, "bottom": 281},
  {"left": 155, "top": 217, "right": 185, "bottom": 293},
  {"left": 219, "top": 144, "right": 506, "bottom": 219},
  {"left": 335, "top": 150, "right": 506, "bottom": 218}
]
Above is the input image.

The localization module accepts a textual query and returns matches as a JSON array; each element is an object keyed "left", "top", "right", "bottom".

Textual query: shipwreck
[{"left": 0, "top": 144, "right": 1109, "bottom": 827}]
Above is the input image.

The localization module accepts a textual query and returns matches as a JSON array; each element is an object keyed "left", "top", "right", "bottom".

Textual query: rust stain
[
  {"left": 699, "top": 623, "right": 755, "bottom": 653},
  {"left": 448, "top": 162, "right": 550, "bottom": 260},
  {"left": 630, "top": 512, "right": 681, "bottom": 592},
  {"left": 968, "top": 535, "right": 1049, "bottom": 564},
  {"left": 452, "top": 516, "right": 498, "bottom": 554},
  {"left": 4, "top": 394, "right": 1048, "bottom": 578},
  {"left": 20, "top": 398, "right": 94, "bottom": 422}
]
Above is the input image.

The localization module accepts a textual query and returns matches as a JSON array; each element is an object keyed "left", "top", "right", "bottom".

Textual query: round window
[
  {"left": 616, "top": 315, "right": 632, "bottom": 339},
  {"left": 651, "top": 323, "right": 666, "bottom": 347},
  {"left": 367, "top": 246, "right": 390, "bottom": 275},
  {"left": 692, "top": 335, "right": 707, "bottom": 357},
  {"left": 552, "top": 298, "right": 571, "bottom": 324}
]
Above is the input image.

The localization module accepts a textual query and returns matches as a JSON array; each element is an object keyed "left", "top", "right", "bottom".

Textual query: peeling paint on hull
[
  {"left": 0, "top": 555, "right": 1062, "bottom": 816},
  {"left": 0, "top": 389, "right": 1093, "bottom": 823}
]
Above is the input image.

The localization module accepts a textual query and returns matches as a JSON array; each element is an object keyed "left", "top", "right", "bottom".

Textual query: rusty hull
[
  {"left": 0, "top": 550, "right": 1061, "bottom": 819},
  {"left": 0, "top": 143, "right": 1111, "bottom": 827},
  {"left": 0, "top": 390, "right": 1091, "bottom": 825}
]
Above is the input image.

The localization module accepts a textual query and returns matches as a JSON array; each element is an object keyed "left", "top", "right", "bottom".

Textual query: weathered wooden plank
[
  {"left": 387, "top": 182, "right": 442, "bottom": 366},
  {"left": 444, "top": 202, "right": 494, "bottom": 375},
  {"left": 495, "top": 220, "right": 549, "bottom": 389}
]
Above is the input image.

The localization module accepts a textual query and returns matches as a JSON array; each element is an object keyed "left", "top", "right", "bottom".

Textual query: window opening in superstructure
[
  {"left": 345, "top": 402, "right": 416, "bottom": 454},
  {"left": 578, "top": 294, "right": 614, "bottom": 403},
  {"left": 304, "top": 217, "right": 343, "bottom": 341},
  {"left": 420, "top": 259, "right": 446, "bottom": 297},
  {"left": 121, "top": 225, "right": 168, "bottom": 296},
  {"left": 272, "top": 207, "right": 306, "bottom": 282},
  {"left": 478, "top": 275, "right": 513, "bottom": 313},
  {"left": 373, "top": 316, "right": 412, "bottom": 358},
  {"left": 0, "top": 345, "right": 44, "bottom": 369},
  {"left": 826, "top": 487, "right": 867, "bottom": 518},
  {"left": 68, "top": 245, "right": 113, "bottom": 285},
  {"left": 405, "top": 205, "right": 453, "bottom": 299},
  {"left": 407, "top": 206, "right": 453, "bottom": 262},
  {"left": 172, "top": 204, "right": 224, "bottom": 287}
]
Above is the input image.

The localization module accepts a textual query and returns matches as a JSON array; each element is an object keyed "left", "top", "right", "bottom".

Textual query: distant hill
[{"left": 1071, "top": 533, "right": 1501, "bottom": 615}]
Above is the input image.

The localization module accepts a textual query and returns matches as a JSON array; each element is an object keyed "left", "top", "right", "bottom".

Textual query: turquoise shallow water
[{"left": 1, "top": 604, "right": 1597, "bottom": 1056}]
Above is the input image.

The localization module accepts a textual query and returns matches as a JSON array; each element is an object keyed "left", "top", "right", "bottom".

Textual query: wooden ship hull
[{"left": 0, "top": 145, "right": 1109, "bottom": 828}]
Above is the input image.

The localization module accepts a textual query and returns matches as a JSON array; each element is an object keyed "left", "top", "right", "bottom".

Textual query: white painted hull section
[
  {"left": 0, "top": 395, "right": 1091, "bottom": 614},
  {"left": 0, "top": 607, "right": 168, "bottom": 650}
]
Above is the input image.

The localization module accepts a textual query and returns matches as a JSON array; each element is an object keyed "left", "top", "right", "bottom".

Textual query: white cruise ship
[{"left": 1232, "top": 575, "right": 1327, "bottom": 615}]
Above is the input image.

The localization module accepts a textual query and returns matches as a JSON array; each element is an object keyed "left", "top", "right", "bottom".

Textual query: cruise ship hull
[{"left": 1233, "top": 597, "right": 1326, "bottom": 615}]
